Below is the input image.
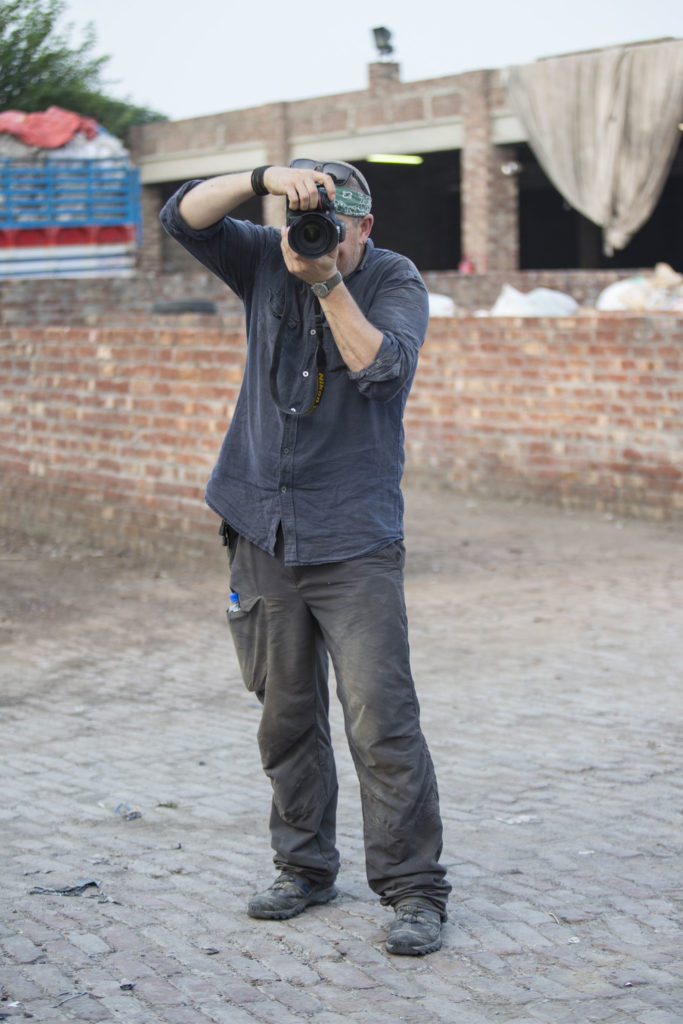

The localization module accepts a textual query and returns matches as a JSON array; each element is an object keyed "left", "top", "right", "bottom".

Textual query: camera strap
[{"left": 269, "top": 276, "right": 326, "bottom": 416}]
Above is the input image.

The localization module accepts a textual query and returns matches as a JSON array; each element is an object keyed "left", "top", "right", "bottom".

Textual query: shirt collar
[{"left": 345, "top": 238, "right": 374, "bottom": 280}]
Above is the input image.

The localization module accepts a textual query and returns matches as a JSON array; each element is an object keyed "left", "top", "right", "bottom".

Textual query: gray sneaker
[
  {"left": 247, "top": 873, "right": 338, "bottom": 920},
  {"left": 386, "top": 900, "right": 443, "bottom": 955}
]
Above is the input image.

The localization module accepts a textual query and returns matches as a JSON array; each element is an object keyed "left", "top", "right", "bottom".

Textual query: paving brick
[
  {"left": 1, "top": 490, "right": 682, "bottom": 1023},
  {"left": 51, "top": 991, "right": 111, "bottom": 1022},
  {"left": 636, "top": 1008, "right": 683, "bottom": 1024},
  {"left": 191, "top": 1005, "right": 258, "bottom": 1024},
  {"left": 63, "top": 931, "right": 112, "bottom": 956},
  {"left": 159, "top": 1007, "right": 218, "bottom": 1024},
  {"left": 0, "top": 936, "right": 47, "bottom": 966}
]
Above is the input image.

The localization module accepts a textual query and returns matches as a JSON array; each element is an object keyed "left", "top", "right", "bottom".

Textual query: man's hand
[
  {"left": 263, "top": 166, "right": 336, "bottom": 209},
  {"left": 280, "top": 227, "right": 338, "bottom": 285}
]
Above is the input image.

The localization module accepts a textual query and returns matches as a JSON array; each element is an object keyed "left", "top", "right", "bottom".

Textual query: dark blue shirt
[{"left": 160, "top": 182, "right": 429, "bottom": 565}]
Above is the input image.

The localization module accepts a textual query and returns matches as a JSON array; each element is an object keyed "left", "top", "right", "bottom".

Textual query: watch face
[{"left": 312, "top": 272, "right": 341, "bottom": 298}]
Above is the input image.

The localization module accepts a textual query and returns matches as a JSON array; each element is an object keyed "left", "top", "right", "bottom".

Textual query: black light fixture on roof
[{"left": 372, "top": 26, "right": 394, "bottom": 59}]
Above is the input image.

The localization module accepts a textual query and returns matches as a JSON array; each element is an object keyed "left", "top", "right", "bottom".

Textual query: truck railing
[{"left": 0, "top": 157, "right": 141, "bottom": 231}]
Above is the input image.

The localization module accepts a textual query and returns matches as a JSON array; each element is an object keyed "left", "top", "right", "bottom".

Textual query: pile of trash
[
  {"left": 594, "top": 263, "right": 683, "bottom": 313},
  {"left": 486, "top": 265, "right": 683, "bottom": 316},
  {"left": 428, "top": 263, "right": 683, "bottom": 318}
]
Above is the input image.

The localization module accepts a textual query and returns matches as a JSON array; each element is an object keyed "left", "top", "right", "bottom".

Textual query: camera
[{"left": 286, "top": 185, "right": 346, "bottom": 257}]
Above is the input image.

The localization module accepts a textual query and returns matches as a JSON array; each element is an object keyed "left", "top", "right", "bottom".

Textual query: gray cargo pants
[{"left": 223, "top": 525, "right": 451, "bottom": 917}]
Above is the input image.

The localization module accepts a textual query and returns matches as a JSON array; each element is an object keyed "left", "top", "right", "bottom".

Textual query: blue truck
[{"left": 0, "top": 156, "right": 141, "bottom": 278}]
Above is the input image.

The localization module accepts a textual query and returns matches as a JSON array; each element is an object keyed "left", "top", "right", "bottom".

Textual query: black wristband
[{"left": 251, "top": 165, "right": 272, "bottom": 196}]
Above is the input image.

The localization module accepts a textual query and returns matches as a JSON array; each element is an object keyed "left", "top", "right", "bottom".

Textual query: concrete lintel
[
  {"left": 291, "top": 121, "right": 464, "bottom": 162},
  {"left": 490, "top": 112, "right": 527, "bottom": 145},
  {"left": 138, "top": 146, "right": 268, "bottom": 184}
]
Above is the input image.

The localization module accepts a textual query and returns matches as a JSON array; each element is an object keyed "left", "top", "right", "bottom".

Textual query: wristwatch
[{"left": 311, "top": 271, "right": 343, "bottom": 299}]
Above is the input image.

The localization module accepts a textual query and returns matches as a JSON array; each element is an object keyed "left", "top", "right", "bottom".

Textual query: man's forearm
[
  {"left": 318, "top": 283, "right": 383, "bottom": 373},
  {"left": 178, "top": 171, "right": 255, "bottom": 229}
]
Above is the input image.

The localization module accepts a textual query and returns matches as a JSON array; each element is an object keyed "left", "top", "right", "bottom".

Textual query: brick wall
[
  {"left": 2, "top": 315, "right": 681, "bottom": 556},
  {"left": 0, "top": 275, "right": 244, "bottom": 329},
  {"left": 406, "top": 316, "right": 682, "bottom": 517},
  {"left": 0, "top": 269, "right": 636, "bottom": 328},
  {"left": 0, "top": 325, "right": 243, "bottom": 556},
  {"left": 129, "top": 68, "right": 474, "bottom": 166}
]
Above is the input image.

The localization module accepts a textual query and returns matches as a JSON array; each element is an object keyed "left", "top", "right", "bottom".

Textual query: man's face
[{"left": 335, "top": 214, "right": 374, "bottom": 277}]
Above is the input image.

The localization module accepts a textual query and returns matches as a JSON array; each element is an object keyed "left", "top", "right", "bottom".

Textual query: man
[{"left": 160, "top": 160, "right": 450, "bottom": 956}]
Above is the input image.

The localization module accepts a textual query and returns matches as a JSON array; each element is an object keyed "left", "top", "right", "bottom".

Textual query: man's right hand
[{"left": 262, "top": 166, "right": 336, "bottom": 210}]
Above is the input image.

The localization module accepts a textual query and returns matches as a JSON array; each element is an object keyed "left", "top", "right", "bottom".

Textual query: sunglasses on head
[{"left": 290, "top": 159, "right": 371, "bottom": 196}]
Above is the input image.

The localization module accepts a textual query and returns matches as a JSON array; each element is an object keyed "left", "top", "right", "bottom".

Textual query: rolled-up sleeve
[
  {"left": 160, "top": 183, "right": 276, "bottom": 298},
  {"left": 160, "top": 180, "right": 216, "bottom": 232}
]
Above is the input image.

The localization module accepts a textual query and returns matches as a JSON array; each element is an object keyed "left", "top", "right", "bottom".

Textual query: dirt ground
[{"left": 1, "top": 485, "right": 681, "bottom": 661}]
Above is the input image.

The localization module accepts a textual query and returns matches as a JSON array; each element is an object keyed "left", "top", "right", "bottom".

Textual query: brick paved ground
[{"left": 1, "top": 487, "right": 682, "bottom": 1023}]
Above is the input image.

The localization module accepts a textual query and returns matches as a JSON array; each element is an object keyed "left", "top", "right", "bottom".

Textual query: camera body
[{"left": 286, "top": 185, "right": 346, "bottom": 257}]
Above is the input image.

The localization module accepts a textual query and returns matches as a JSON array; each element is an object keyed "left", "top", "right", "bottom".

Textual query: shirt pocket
[
  {"left": 267, "top": 286, "right": 301, "bottom": 329},
  {"left": 227, "top": 594, "right": 268, "bottom": 698}
]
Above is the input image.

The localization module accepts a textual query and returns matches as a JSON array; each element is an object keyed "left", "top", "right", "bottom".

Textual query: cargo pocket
[{"left": 227, "top": 594, "right": 268, "bottom": 699}]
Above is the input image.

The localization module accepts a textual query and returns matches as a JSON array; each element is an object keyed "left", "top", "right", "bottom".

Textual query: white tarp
[{"left": 504, "top": 39, "right": 683, "bottom": 255}]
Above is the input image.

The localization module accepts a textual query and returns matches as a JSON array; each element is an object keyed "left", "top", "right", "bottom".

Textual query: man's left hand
[{"left": 280, "top": 227, "right": 339, "bottom": 285}]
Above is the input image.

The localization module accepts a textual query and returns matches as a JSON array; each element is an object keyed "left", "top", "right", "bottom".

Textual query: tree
[{"left": 0, "top": 0, "right": 166, "bottom": 139}]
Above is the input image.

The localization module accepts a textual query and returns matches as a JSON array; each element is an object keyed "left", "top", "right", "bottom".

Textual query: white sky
[{"left": 60, "top": 0, "right": 681, "bottom": 122}]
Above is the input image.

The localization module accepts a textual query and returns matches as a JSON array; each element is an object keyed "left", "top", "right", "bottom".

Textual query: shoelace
[
  {"left": 396, "top": 905, "right": 433, "bottom": 924},
  {"left": 273, "top": 874, "right": 308, "bottom": 893}
]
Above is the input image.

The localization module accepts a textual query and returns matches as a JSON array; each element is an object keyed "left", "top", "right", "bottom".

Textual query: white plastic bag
[
  {"left": 428, "top": 293, "right": 457, "bottom": 317},
  {"left": 490, "top": 284, "right": 579, "bottom": 316}
]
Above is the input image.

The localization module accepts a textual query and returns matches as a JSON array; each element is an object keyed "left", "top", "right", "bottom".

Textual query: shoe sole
[
  {"left": 386, "top": 936, "right": 442, "bottom": 956},
  {"left": 247, "top": 884, "right": 338, "bottom": 920}
]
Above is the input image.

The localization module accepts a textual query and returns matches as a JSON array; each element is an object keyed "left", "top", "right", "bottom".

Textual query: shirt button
[
  {"left": 282, "top": 447, "right": 290, "bottom": 454},
  {"left": 302, "top": 370, "right": 309, "bottom": 378},
  {"left": 310, "top": 329, "right": 317, "bottom": 336},
  {"left": 281, "top": 486, "right": 287, "bottom": 493}
]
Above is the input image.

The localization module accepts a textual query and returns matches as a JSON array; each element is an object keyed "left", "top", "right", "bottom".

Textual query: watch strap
[{"left": 311, "top": 270, "right": 343, "bottom": 298}]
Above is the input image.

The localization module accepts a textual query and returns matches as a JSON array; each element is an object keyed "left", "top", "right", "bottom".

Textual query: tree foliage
[{"left": 0, "top": 0, "right": 166, "bottom": 139}]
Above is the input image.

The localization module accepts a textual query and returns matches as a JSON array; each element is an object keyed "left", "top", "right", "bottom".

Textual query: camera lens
[
  {"left": 286, "top": 185, "right": 347, "bottom": 257},
  {"left": 303, "top": 223, "right": 322, "bottom": 245},
  {"left": 288, "top": 213, "right": 338, "bottom": 257}
]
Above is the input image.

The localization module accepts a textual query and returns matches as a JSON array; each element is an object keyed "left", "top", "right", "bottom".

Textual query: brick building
[
  {"left": 2, "top": 39, "right": 682, "bottom": 552},
  {"left": 129, "top": 39, "right": 683, "bottom": 279}
]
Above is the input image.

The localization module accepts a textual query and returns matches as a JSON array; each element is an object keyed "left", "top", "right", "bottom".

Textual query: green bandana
[{"left": 333, "top": 187, "right": 372, "bottom": 217}]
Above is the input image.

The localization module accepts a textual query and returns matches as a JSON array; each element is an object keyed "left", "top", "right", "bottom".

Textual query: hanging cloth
[{"left": 504, "top": 39, "right": 683, "bottom": 255}]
